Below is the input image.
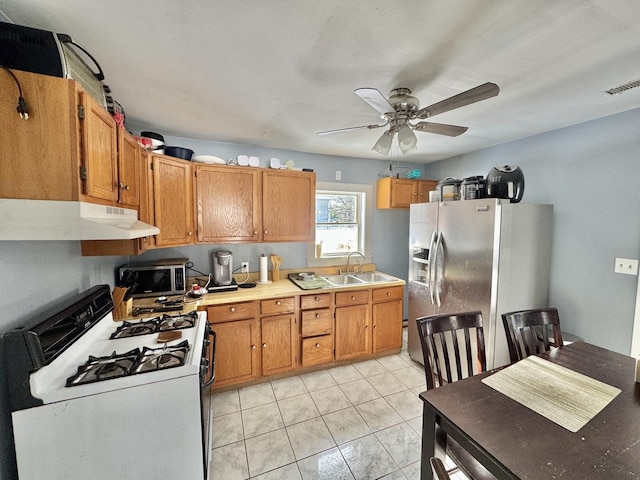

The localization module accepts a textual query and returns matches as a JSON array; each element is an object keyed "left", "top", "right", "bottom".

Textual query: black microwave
[{"left": 118, "top": 259, "right": 187, "bottom": 298}]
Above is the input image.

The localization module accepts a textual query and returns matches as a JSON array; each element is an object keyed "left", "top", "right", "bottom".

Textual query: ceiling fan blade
[
  {"left": 354, "top": 88, "right": 394, "bottom": 115},
  {"left": 416, "top": 82, "right": 499, "bottom": 119},
  {"left": 413, "top": 122, "right": 468, "bottom": 137},
  {"left": 316, "top": 123, "right": 386, "bottom": 136}
]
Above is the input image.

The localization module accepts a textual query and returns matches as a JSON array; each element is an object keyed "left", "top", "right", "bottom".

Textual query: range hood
[{"left": 0, "top": 199, "right": 160, "bottom": 240}]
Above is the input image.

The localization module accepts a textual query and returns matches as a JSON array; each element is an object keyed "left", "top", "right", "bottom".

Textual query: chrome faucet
[{"left": 346, "top": 251, "right": 365, "bottom": 274}]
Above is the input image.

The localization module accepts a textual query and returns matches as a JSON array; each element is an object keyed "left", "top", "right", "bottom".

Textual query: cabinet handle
[
  {"left": 314, "top": 296, "right": 320, "bottom": 301},
  {"left": 118, "top": 182, "right": 130, "bottom": 191},
  {"left": 315, "top": 343, "right": 320, "bottom": 348},
  {"left": 351, "top": 296, "right": 356, "bottom": 300},
  {"left": 365, "top": 325, "right": 369, "bottom": 330},
  {"left": 230, "top": 307, "right": 236, "bottom": 312},
  {"left": 387, "top": 292, "right": 392, "bottom": 296},
  {"left": 262, "top": 343, "right": 267, "bottom": 348},
  {"left": 315, "top": 313, "right": 320, "bottom": 318},
  {"left": 276, "top": 301, "right": 281, "bottom": 306},
  {"left": 188, "top": 231, "right": 193, "bottom": 236},
  {"left": 252, "top": 345, "right": 256, "bottom": 350},
  {"left": 254, "top": 230, "right": 258, "bottom": 235},
  {"left": 264, "top": 230, "right": 268, "bottom": 235},
  {"left": 374, "top": 326, "right": 378, "bottom": 330}
]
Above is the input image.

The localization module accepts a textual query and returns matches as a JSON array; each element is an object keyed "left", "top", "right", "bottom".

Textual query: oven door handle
[{"left": 202, "top": 329, "right": 216, "bottom": 388}]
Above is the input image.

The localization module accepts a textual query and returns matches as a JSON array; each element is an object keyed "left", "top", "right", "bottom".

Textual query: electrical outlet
[
  {"left": 336, "top": 170, "right": 342, "bottom": 181},
  {"left": 241, "top": 262, "right": 249, "bottom": 273},
  {"left": 614, "top": 257, "right": 638, "bottom": 276}
]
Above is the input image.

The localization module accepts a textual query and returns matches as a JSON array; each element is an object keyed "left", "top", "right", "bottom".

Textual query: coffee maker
[{"left": 212, "top": 250, "right": 233, "bottom": 286}]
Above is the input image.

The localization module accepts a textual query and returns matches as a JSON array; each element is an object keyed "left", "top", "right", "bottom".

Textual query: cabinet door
[
  {"left": 153, "top": 155, "right": 194, "bottom": 246},
  {"left": 79, "top": 91, "right": 118, "bottom": 202},
  {"left": 0, "top": 71, "right": 77, "bottom": 201},
  {"left": 261, "top": 314, "right": 297, "bottom": 376},
  {"left": 335, "top": 304, "right": 370, "bottom": 361},
  {"left": 136, "top": 149, "right": 156, "bottom": 251},
  {"left": 262, "top": 170, "right": 315, "bottom": 242},
  {"left": 116, "top": 127, "right": 140, "bottom": 207},
  {"left": 415, "top": 180, "right": 438, "bottom": 204},
  {"left": 372, "top": 299, "right": 403, "bottom": 353},
  {"left": 211, "top": 319, "right": 260, "bottom": 387},
  {"left": 195, "top": 165, "right": 261, "bottom": 243}
]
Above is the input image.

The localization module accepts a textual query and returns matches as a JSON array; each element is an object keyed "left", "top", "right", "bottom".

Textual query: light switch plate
[{"left": 614, "top": 257, "right": 639, "bottom": 276}]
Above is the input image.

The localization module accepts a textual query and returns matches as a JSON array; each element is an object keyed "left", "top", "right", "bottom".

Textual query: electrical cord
[
  {"left": 232, "top": 266, "right": 250, "bottom": 285},
  {"left": 1, "top": 66, "right": 29, "bottom": 120}
]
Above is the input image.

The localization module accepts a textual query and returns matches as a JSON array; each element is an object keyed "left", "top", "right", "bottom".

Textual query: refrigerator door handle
[
  {"left": 434, "top": 232, "right": 444, "bottom": 307},
  {"left": 427, "top": 230, "right": 438, "bottom": 305}
]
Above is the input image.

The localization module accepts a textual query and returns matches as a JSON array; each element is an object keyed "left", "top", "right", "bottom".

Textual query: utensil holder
[{"left": 112, "top": 287, "right": 132, "bottom": 321}]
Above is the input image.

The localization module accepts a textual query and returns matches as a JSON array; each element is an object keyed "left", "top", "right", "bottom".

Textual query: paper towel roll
[{"left": 259, "top": 254, "right": 270, "bottom": 284}]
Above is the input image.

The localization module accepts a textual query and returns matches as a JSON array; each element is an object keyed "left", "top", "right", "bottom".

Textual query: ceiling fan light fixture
[
  {"left": 372, "top": 130, "right": 393, "bottom": 155},
  {"left": 397, "top": 125, "right": 417, "bottom": 153}
]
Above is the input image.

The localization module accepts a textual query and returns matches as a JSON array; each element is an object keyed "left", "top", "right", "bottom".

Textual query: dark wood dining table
[{"left": 419, "top": 342, "right": 640, "bottom": 479}]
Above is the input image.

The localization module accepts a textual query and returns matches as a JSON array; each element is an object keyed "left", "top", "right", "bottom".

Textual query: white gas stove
[{"left": 2, "top": 285, "right": 214, "bottom": 480}]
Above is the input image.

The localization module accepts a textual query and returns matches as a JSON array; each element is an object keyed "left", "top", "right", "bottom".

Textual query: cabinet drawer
[
  {"left": 260, "top": 297, "right": 295, "bottom": 315},
  {"left": 372, "top": 286, "right": 404, "bottom": 303},
  {"left": 302, "top": 335, "right": 333, "bottom": 367},
  {"left": 300, "top": 293, "right": 331, "bottom": 310},
  {"left": 335, "top": 289, "right": 370, "bottom": 306},
  {"left": 301, "top": 309, "right": 332, "bottom": 337},
  {"left": 207, "top": 301, "right": 258, "bottom": 323}
]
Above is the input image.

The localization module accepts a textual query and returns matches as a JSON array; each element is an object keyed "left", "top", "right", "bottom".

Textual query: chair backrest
[
  {"left": 416, "top": 311, "right": 486, "bottom": 390},
  {"left": 430, "top": 457, "right": 451, "bottom": 480},
  {"left": 501, "top": 307, "right": 564, "bottom": 363}
]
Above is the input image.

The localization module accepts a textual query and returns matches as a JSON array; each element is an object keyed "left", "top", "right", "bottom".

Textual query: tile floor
[{"left": 208, "top": 328, "right": 467, "bottom": 480}]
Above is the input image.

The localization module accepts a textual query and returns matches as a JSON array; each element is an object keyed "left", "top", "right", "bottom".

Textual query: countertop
[{"left": 127, "top": 270, "right": 405, "bottom": 320}]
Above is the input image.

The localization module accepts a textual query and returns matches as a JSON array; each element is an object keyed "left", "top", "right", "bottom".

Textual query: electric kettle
[{"left": 485, "top": 165, "right": 525, "bottom": 203}]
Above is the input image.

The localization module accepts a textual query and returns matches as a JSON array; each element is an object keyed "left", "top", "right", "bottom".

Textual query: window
[{"left": 307, "top": 182, "right": 372, "bottom": 267}]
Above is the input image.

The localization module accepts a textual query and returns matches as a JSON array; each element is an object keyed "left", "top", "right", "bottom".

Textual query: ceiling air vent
[{"left": 603, "top": 78, "right": 640, "bottom": 96}]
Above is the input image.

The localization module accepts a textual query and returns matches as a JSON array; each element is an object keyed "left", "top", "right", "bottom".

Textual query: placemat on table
[{"left": 482, "top": 355, "right": 621, "bottom": 432}]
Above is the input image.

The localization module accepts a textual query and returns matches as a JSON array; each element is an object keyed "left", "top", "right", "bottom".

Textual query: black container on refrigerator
[
  {"left": 461, "top": 176, "right": 486, "bottom": 200},
  {"left": 485, "top": 165, "right": 525, "bottom": 203}
]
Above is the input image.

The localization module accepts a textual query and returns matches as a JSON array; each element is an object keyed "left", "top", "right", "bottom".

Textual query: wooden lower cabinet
[
  {"left": 212, "top": 318, "right": 260, "bottom": 387},
  {"left": 209, "top": 285, "right": 404, "bottom": 388},
  {"left": 261, "top": 314, "right": 297, "bottom": 376},
  {"left": 372, "top": 286, "right": 404, "bottom": 353},
  {"left": 372, "top": 298, "right": 403, "bottom": 353},
  {"left": 299, "top": 293, "right": 333, "bottom": 367},
  {"left": 302, "top": 335, "right": 333, "bottom": 366}
]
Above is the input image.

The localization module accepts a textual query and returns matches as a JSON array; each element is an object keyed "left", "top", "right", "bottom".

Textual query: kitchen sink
[
  {"left": 320, "top": 272, "right": 397, "bottom": 286},
  {"left": 351, "top": 272, "right": 396, "bottom": 283},
  {"left": 321, "top": 274, "right": 366, "bottom": 285}
]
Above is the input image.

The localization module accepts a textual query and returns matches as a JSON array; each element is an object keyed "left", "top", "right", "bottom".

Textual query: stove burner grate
[
  {"left": 65, "top": 348, "right": 140, "bottom": 387},
  {"left": 66, "top": 341, "right": 191, "bottom": 387},
  {"left": 110, "top": 311, "right": 197, "bottom": 339}
]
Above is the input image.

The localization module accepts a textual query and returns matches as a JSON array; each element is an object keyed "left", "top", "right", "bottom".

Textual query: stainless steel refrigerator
[{"left": 407, "top": 199, "right": 553, "bottom": 369}]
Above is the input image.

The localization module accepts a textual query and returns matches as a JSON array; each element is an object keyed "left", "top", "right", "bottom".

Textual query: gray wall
[{"left": 421, "top": 108, "right": 640, "bottom": 354}]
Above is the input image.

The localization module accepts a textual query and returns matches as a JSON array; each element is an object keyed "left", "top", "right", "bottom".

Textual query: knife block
[{"left": 112, "top": 287, "right": 132, "bottom": 321}]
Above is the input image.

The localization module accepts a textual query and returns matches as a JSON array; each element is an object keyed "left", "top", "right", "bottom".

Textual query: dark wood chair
[
  {"left": 501, "top": 307, "right": 564, "bottom": 363},
  {"left": 417, "top": 311, "right": 495, "bottom": 479},
  {"left": 430, "top": 457, "right": 451, "bottom": 480}
]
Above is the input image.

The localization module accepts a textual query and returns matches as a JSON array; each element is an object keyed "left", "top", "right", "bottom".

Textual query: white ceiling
[{"left": 2, "top": 0, "right": 640, "bottom": 163}]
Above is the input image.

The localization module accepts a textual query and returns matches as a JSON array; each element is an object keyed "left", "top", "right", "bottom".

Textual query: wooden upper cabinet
[
  {"left": 377, "top": 177, "right": 438, "bottom": 209},
  {"left": 416, "top": 180, "right": 438, "bottom": 204},
  {"left": 153, "top": 155, "right": 194, "bottom": 247},
  {"left": 195, "top": 166, "right": 315, "bottom": 243},
  {"left": 262, "top": 170, "right": 315, "bottom": 242},
  {"left": 79, "top": 91, "right": 118, "bottom": 203},
  {"left": 195, "top": 165, "right": 261, "bottom": 243},
  {"left": 1, "top": 71, "right": 82, "bottom": 201},
  {"left": 116, "top": 127, "right": 141, "bottom": 207}
]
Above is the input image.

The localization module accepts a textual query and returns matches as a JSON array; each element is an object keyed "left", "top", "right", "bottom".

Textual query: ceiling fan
[{"left": 317, "top": 82, "right": 500, "bottom": 155}]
